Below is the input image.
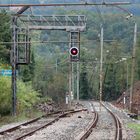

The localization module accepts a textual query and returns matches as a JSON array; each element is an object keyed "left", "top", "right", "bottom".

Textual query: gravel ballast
[
  {"left": 86, "top": 102, "right": 115, "bottom": 140},
  {"left": 25, "top": 111, "right": 94, "bottom": 140}
]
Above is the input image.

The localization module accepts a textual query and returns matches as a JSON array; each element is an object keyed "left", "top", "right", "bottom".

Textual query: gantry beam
[
  {"left": 16, "top": 6, "right": 30, "bottom": 14},
  {"left": 28, "top": 26, "right": 85, "bottom": 31},
  {"left": 0, "top": 2, "right": 131, "bottom": 8},
  {"left": 18, "top": 15, "right": 86, "bottom": 31}
]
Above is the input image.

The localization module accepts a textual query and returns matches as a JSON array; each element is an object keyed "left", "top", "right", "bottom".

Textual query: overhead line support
[
  {"left": 16, "top": 6, "right": 30, "bottom": 14},
  {"left": 130, "top": 22, "right": 137, "bottom": 112},
  {"left": 0, "top": 2, "right": 131, "bottom": 7},
  {"left": 11, "top": 5, "right": 30, "bottom": 116},
  {"left": 11, "top": 16, "right": 17, "bottom": 116}
]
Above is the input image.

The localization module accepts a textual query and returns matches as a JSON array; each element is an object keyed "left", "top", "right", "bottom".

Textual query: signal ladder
[{"left": 69, "top": 31, "right": 80, "bottom": 62}]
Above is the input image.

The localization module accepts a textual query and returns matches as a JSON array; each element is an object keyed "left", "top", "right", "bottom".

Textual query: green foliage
[
  {"left": 0, "top": 10, "right": 11, "bottom": 64},
  {"left": 13, "top": 11, "right": 140, "bottom": 102},
  {"left": 0, "top": 1, "right": 140, "bottom": 114},
  {"left": 39, "top": 96, "right": 52, "bottom": 104},
  {"left": 0, "top": 77, "right": 40, "bottom": 116},
  {"left": 103, "top": 64, "right": 121, "bottom": 101},
  {"left": 32, "top": 39, "right": 69, "bottom": 99},
  {"left": 103, "top": 41, "right": 128, "bottom": 101},
  {"left": 0, "top": 77, "right": 11, "bottom": 115},
  {"left": 128, "top": 123, "right": 140, "bottom": 140},
  {"left": 80, "top": 51, "right": 91, "bottom": 99},
  {"left": 47, "top": 73, "right": 67, "bottom": 103},
  {"left": 0, "top": 110, "right": 44, "bottom": 127},
  {"left": 20, "top": 52, "right": 36, "bottom": 82},
  {"left": 32, "top": 58, "right": 54, "bottom": 96},
  {"left": 30, "top": 11, "right": 136, "bottom": 101},
  {"left": 17, "top": 81, "right": 40, "bottom": 114}
]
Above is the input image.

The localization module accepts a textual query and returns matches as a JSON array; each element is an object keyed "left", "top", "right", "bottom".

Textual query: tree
[
  {"left": 0, "top": 77, "right": 11, "bottom": 115},
  {"left": 103, "top": 63, "right": 119, "bottom": 101},
  {"left": 80, "top": 51, "right": 91, "bottom": 99},
  {"left": 47, "top": 73, "right": 67, "bottom": 104},
  {"left": 0, "top": 77, "right": 40, "bottom": 115},
  {"left": 0, "top": 10, "right": 11, "bottom": 64},
  {"left": 20, "top": 52, "right": 35, "bottom": 82},
  {"left": 103, "top": 41, "right": 127, "bottom": 101}
]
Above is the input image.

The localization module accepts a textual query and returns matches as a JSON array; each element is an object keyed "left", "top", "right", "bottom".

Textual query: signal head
[{"left": 70, "top": 47, "right": 79, "bottom": 56}]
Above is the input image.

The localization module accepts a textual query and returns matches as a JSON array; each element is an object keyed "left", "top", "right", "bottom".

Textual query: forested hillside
[
  {"left": 0, "top": 1, "right": 140, "bottom": 116},
  {"left": 28, "top": 10, "right": 140, "bottom": 101}
]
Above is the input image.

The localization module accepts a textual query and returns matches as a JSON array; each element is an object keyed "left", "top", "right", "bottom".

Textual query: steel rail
[
  {"left": 15, "top": 109, "right": 87, "bottom": 140},
  {"left": 0, "top": 2, "right": 131, "bottom": 7},
  {"left": 0, "top": 109, "right": 87, "bottom": 140},
  {"left": 76, "top": 112, "right": 98, "bottom": 140},
  {"left": 101, "top": 102, "right": 123, "bottom": 140},
  {"left": 0, "top": 110, "right": 63, "bottom": 135},
  {"left": 75, "top": 102, "right": 98, "bottom": 140},
  {"left": 0, "top": 109, "right": 75, "bottom": 135}
]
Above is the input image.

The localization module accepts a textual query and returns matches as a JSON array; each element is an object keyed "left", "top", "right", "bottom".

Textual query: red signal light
[{"left": 70, "top": 47, "right": 79, "bottom": 56}]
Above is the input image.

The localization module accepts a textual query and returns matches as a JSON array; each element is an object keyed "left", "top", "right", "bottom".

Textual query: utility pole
[
  {"left": 56, "top": 58, "right": 58, "bottom": 73},
  {"left": 69, "top": 61, "right": 72, "bottom": 108},
  {"left": 11, "top": 16, "right": 17, "bottom": 116},
  {"left": 126, "top": 61, "right": 129, "bottom": 92},
  {"left": 99, "top": 25, "right": 103, "bottom": 111},
  {"left": 72, "top": 62, "right": 74, "bottom": 100},
  {"left": 77, "top": 32, "right": 80, "bottom": 102},
  {"left": 77, "top": 61, "right": 80, "bottom": 102},
  {"left": 130, "top": 22, "right": 137, "bottom": 112}
]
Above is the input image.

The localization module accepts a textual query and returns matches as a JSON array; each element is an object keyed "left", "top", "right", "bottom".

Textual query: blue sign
[{"left": 0, "top": 70, "right": 12, "bottom": 76}]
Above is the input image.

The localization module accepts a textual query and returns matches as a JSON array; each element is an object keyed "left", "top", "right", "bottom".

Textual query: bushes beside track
[{"left": 0, "top": 76, "right": 40, "bottom": 116}]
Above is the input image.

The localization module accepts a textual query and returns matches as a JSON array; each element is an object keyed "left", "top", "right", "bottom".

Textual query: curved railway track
[
  {"left": 75, "top": 102, "right": 98, "bottom": 140},
  {"left": 101, "top": 102, "right": 123, "bottom": 140},
  {"left": 0, "top": 102, "right": 125, "bottom": 140},
  {"left": 76, "top": 111, "right": 98, "bottom": 140},
  {"left": 0, "top": 109, "right": 87, "bottom": 140},
  {"left": 0, "top": 110, "right": 62, "bottom": 135},
  {"left": 79, "top": 101, "right": 124, "bottom": 140}
]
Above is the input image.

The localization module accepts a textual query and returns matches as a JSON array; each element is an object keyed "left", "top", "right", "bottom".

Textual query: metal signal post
[
  {"left": 69, "top": 31, "right": 80, "bottom": 104},
  {"left": 99, "top": 25, "right": 104, "bottom": 111},
  {"left": 11, "top": 16, "right": 17, "bottom": 116}
]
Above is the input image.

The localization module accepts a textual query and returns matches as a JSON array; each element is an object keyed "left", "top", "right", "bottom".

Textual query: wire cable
[
  {"left": 91, "top": 0, "right": 105, "bottom": 24},
  {"left": 36, "top": 58, "right": 69, "bottom": 69}
]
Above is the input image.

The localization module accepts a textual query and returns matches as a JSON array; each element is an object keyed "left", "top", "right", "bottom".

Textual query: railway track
[
  {"left": 0, "top": 102, "right": 125, "bottom": 140},
  {"left": 101, "top": 102, "right": 123, "bottom": 140},
  {"left": 0, "top": 109, "right": 87, "bottom": 140},
  {"left": 81, "top": 101, "right": 124, "bottom": 140},
  {"left": 75, "top": 102, "right": 98, "bottom": 140},
  {"left": 0, "top": 110, "right": 62, "bottom": 135}
]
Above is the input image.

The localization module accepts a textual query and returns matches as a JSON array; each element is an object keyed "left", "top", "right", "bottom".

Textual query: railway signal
[
  {"left": 70, "top": 47, "right": 79, "bottom": 56},
  {"left": 69, "top": 47, "right": 79, "bottom": 61}
]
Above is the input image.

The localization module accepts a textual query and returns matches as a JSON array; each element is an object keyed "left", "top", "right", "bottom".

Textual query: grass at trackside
[
  {"left": 128, "top": 123, "right": 140, "bottom": 140},
  {"left": 0, "top": 110, "right": 43, "bottom": 127}
]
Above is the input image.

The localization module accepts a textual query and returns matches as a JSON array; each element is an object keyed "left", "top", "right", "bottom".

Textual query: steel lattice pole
[{"left": 11, "top": 16, "right": 17, "bottom": 116}]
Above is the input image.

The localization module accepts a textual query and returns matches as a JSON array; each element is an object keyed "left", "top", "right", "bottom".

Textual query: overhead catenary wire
[
  {"left": 0, "top": 39, "right": 118, "bottom": 45},
  {"left": 0, "top": 2, "right": 131, "bottom": 7},
  {"left": 36, "top": 58, "right": 69, "bottom": 69},
  {"left": 92, "top": 0, "right": 105, "bottom": 24}
]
